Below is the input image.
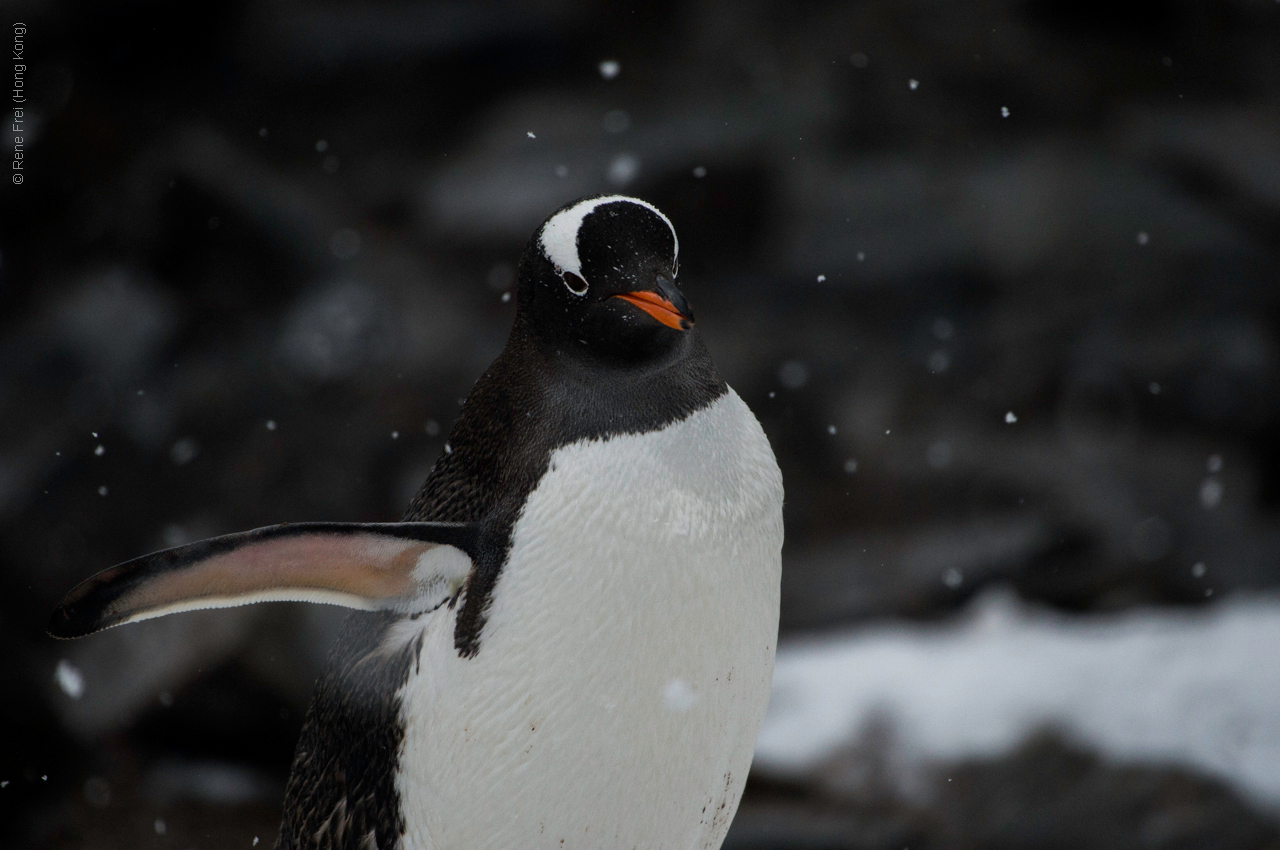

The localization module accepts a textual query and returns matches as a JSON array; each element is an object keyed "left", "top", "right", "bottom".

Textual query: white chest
[{"left": 392, "top": 390, "right": 783, "bottom": 850}]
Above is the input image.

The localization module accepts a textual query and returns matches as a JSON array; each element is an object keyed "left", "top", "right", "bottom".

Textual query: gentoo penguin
[{"left": 50, "top": 195, "right": 784, "bottom": 850}]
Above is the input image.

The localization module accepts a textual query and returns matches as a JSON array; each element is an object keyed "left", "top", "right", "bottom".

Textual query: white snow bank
[{"left": 756, "top": 590, "right": 1280, "bottom": 808}]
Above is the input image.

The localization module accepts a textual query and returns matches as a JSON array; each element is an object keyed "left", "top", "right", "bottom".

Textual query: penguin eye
[{"left": 561, "top": 272, "right": 588, "bottom": 296}]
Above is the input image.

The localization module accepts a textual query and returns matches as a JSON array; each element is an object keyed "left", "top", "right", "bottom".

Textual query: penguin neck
[{"left": 502, "top": 313, "right": 728, "bottom": 441}]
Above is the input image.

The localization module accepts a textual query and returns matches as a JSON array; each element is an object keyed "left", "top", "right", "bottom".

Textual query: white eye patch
[{"left": 538, "top": 196, "right": 678, "bottom": 295}]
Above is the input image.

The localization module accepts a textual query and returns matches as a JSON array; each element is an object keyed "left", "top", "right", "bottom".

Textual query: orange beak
[{"left": 613, "top": 291, "right": 692, "bottom": 331}]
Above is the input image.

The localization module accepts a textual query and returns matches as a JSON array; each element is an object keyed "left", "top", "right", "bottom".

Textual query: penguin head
[{"left": 516, "top": 196, "right": 693, "bottom": 364}]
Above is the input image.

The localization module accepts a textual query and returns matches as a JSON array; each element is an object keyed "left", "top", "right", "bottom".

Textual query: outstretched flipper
[{"left": 48, "top": 521, "right": 479, "bottom": 639}]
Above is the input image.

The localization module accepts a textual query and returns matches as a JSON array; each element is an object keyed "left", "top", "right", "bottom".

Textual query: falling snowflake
[
  {"left": 1199, "top": 478, "right": 1223, "bottom": 509},
  {"left": 664, "top": 679, "right": 697, "bottom": 712},
  {"left": 55, "top": 660, "right": 85, "bottom": 699},
  {"left": 927, "top": 441, "right": 953, "bottom": 469},
  {"left": 778, "top": 360, "right": 809, "bottom": 390},
  {"left": 608, "top": 153, "right": 639, "bottom": 186}
]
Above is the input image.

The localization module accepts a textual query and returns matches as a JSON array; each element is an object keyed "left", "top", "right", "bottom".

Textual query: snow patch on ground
[{"left": 756, "top": 590, "right": 1280, "bottom": 808}]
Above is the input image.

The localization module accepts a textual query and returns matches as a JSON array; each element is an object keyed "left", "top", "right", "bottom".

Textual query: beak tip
[{"left": 614, "top": 291, "right": 693, "bottom": 331}]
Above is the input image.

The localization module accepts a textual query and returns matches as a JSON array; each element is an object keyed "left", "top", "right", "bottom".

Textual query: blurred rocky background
[{"left": 2, "top": 0, "right": 1279, "bottom": 847}]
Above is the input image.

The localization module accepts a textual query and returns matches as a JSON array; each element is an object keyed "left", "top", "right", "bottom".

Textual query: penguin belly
[{"left": 394, "top": 390, "right": 783, "bottom": 850}]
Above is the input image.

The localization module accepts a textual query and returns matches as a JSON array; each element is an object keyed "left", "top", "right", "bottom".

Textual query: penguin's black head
[{"left": 516, "top": 196, "right": 693, "bottom": 364}]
